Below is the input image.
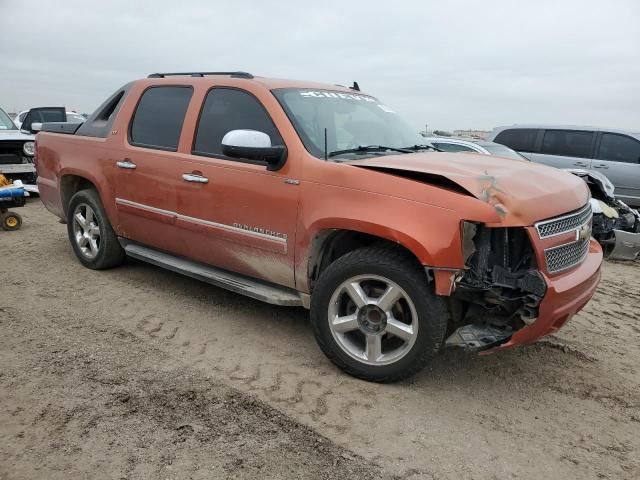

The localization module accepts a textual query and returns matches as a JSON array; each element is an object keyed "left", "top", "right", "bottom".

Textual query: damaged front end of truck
[{"left": 443, "top": 223, "right": 547, "bottom": 351}]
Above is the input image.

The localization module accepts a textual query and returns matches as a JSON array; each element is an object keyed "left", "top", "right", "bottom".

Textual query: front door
[{"left": 169, "top": 87, "right": 300, "bottom": 288}]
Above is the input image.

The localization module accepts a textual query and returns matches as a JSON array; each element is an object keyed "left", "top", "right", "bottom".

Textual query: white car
[
  {"left": 13, "top": 109, "right": 85, "bottom": 129},
  {"left": 422, "top": 136, "right": 528, "bottom": 161},
  {"left": 0, "top": 107, "right": 37, "bottom": 188}
]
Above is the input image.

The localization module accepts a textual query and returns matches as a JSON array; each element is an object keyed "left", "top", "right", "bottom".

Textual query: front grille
[
  {"left": 535, "top": 203, "right": 592, "bottom": 239},
  {"left": 0, "top": 141, "right": 28, "bottom": 165},
  {"left": 0, "top": 154, "right": 22, "bottom": 165},
  {"left": 544, "top": 239, "right": 590, "bottom": 274}
]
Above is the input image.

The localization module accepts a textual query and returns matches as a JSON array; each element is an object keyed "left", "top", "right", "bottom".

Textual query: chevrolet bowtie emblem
[{"left": 576, "top": 223, "right": 592, "bottom": 242}]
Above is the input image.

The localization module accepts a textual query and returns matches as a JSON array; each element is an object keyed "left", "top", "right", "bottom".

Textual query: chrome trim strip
[
  {"left": 534, "top": 203, "right": 592, "bottom": 239},
  {"left": 178, "top": 213, "right": 287, "bottom": 244},
  {"left": 115, "top": 197, "right": 174, "bottom": 218},
  {"left": 114, "top": 197, "right": 287, "bottom": 244}
]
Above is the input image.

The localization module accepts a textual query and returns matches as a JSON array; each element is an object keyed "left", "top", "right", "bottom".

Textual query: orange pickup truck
[{"left": 34, "top": 72, "right": 602, "bottom": 382}]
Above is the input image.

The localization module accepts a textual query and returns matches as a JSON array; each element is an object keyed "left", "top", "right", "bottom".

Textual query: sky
[{"left": 1, "top": 0, "right": 639, "bottom": 132}]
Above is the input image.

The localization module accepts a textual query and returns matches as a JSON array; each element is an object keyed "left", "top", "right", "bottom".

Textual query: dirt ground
[{"left": 1, "top": 200, "right": 639, "bottom": 480}]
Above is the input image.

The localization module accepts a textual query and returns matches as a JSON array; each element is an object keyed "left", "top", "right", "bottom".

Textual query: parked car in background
[
  {"left": 423, "top": 136, "right": 639, "bottom": 256},
  {"left": 422, "top": 137, "right": 528, "bottom": 161},
  {"left": 0, "top": 107, "right": 36, "bottom": 186},
  {"left": 14, "top": 109, "right": 85, "bottom": 129},
  {"left": 488, "top": 125, "right": 640, "bottom": 206}
]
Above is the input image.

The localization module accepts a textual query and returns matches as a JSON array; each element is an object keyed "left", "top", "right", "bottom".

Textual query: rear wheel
[
  {"left": 310, "top": 246, "right": 447, "bottom": 382},
  {"left": 67, "top": 189, "right": 125, "bottom": 269},
  {"left": 1, "top": 212, "right": 22, "bottom": 231}
]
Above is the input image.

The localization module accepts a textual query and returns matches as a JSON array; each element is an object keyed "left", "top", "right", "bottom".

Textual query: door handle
[
  {"left": 182, "top": 173, "right": 209, "bottom": 184},
  {"left": 593, "top": 164, "right": 609, "bottom": 169},
  {"left": 116, "top": 159, "right": 137, "bottom": 169},
  {"left": 573, "top": 161, "right": 588, "bottom": 167}
]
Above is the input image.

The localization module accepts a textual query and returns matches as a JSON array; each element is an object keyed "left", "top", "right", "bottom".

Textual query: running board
[{"left": 121, "top": 241, "right": 303, "bottom": 307}]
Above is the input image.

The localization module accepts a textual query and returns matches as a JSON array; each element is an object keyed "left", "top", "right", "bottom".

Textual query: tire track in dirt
[{"left": 4, "top": 202, "right": 640, "bottom": 479}]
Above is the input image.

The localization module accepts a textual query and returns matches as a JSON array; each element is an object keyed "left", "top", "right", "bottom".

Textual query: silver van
[{"left": 487, "top": 126, "right": 640, "bottom": 206}]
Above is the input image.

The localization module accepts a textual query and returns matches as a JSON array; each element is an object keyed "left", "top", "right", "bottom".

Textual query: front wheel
[{"left": 310, "top": 246, "right": 448, "bottom": 382}]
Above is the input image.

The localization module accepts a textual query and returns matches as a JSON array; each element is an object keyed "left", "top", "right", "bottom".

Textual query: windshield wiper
[
  {"left": 327, "top": 145, "right": 413, "bottom": 158},
  {"left": 403, "top": 144, "right": 443, "bottom": 152}
]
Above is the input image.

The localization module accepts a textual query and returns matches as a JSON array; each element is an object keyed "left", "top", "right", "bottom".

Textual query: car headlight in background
[{"left": 23, "top": 141, "right": 35, "bottom": 156}]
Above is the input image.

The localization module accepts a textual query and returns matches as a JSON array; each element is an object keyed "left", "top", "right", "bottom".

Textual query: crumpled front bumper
[{"left": 482, "top": 238, "right": 603, "bottom": 353}]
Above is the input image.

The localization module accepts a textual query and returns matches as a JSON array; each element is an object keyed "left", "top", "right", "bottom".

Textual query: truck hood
[
  {"left": 346, "top": 152, "right": 589, "bottom": 224},
  {"left": 0, "top": 129, "right": 34, "bottom": 141}
]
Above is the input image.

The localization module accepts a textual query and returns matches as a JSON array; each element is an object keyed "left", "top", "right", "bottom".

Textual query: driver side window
[{"left": 193, "top": 88, "right": 283, "bottom": 158}]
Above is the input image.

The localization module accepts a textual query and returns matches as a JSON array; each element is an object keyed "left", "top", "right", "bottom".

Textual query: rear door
[
  {"left": 592, "top": 132, "right": 640, "bottom": 206},
  {"left": 169, "top": 87, "right": 300, "bottom": 288},
  {"left": 531, "top": 129, "right": 595, "bottom": 170},
  {"left": 113, "top": 85, "right": 193, "bottom": 253}
]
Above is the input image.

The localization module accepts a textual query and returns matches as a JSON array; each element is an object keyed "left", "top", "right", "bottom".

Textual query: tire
[
  {"left": 1, "top": 211, "right": 22, "bottom": 231},
  {"left": 67, "top": 189, "right": 125, "bottom": 269},
  {"left": 310, "top": 246, "right": 447, "bottom": 382}
]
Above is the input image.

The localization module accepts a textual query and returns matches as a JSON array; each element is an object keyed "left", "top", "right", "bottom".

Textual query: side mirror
[
  {"left": 31, "top": 122, "right": 43, "bottom": 132},
  {"left": 221, "top": 129, "right": 287, "bottom": 171}
]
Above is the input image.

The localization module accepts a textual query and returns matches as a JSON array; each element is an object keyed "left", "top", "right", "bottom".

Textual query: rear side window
[
  {"left": 432, "top": 142, "right": 476, "bottom": 153},
  {"left": 541, "top": 130, "right": 594, "bottom": 158},
  {"left": 597, "top": 133, "right": 640, "bottom": 164},
  {"left": 129, "top": 86, "right": 193, "bottom": 151},
  {"left": 193, "top": 88, "right": 283, "bottom": 158},
  {"left": 493, "top": 128, "right": 539, "bottom": 152}
]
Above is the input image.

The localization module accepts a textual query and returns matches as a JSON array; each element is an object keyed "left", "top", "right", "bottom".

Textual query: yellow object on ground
[{"left": 0, "top": 174, "right": 10, "bottom": 187}]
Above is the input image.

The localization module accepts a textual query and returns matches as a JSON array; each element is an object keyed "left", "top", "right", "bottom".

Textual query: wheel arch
[
  {"left": 300, "top": 222, "right": 434, "bottom": 293},
  {"left": 59, "top": 171, "right": 108, "bottom": 222}
]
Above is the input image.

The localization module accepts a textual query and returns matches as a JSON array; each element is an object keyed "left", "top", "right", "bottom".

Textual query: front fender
[{"left": 294, "top": 182, "right": 467, "bottom": 292}]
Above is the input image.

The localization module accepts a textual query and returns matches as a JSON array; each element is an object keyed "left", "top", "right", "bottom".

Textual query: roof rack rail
[{"left": 148, "top": 71, "right": 254, "bottom": 79}]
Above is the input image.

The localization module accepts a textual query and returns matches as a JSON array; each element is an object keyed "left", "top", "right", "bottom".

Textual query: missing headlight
[{"left": 461, "top": 221, "right": 478, "bottom": 264}]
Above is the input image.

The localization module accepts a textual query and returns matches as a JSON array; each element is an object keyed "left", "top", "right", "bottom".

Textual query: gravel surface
[{"left": 1, "top": 200, "right": 639, "bottom": 479}]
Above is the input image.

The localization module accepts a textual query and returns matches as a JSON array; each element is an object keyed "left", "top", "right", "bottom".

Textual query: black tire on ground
[
  {"left": 67, "top": 189, "right": 125, "bottom": 270},
  {"left": 310, "top": 245, "right": 448, "bottom": 383},
  {"left": 1, "top": 211, "right": 22, "bottom": 231}
]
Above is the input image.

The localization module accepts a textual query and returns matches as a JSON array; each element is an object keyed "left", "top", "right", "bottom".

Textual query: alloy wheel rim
[
  {"left": 328, "top": 274, "right": 419, "bottom": 366},
  {"left": 72, "top": 203, "right": 101, "bottom": 259}
]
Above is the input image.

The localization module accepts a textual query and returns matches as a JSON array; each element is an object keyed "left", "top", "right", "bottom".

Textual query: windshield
[
  {"left": 483, "top": 144, "right": 528, "bottom": 161},
  {"left": 272, "top": 89, "right": 424, "bottom": 159},
  {"left": 0, "top": 109, "right": 16, "bottom": 130}
]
